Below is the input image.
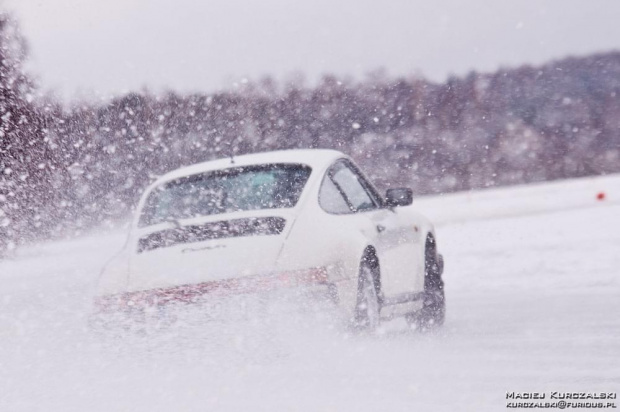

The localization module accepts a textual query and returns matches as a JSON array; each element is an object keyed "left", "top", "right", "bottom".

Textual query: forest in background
[{"left": 1, "top": 13, "right": 620, "bottom": 253}]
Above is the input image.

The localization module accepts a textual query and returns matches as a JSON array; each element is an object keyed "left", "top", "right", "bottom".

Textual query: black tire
[
  {"left": 407, "top": 236, "right": 445, "bottom": 329},
  {"left": 353, "top": 252, "right": 381, "bottom": 331}
]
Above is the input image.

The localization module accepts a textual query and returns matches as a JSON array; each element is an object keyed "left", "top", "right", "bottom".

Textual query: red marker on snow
[{"left": 596, "top": 192, "right": 606, "bottom": 201}]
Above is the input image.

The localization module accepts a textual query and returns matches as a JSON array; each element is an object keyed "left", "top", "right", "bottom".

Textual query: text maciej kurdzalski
[{"left": 507, "top": 393, "right": 616, "bottom": 400}]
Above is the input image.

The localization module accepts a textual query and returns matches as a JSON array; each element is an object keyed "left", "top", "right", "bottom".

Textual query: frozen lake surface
[{"left": 1, "top": 175, "right": 619, "bottom": 411}]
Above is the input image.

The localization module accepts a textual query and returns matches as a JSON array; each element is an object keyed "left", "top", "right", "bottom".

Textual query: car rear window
[{"left": 139, "top": 164, "right": 311, "bottom": 227}]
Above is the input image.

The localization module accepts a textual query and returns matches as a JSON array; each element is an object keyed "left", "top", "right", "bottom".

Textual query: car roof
[{"left": 156, "top": 149, "right": 346, "bottom": 183}]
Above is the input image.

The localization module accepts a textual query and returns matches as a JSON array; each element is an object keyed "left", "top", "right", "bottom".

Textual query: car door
[{"left": 319, "top": 159, "right": 420, "bottom": 298}]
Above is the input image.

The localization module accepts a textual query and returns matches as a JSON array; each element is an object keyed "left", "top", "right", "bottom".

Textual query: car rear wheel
[
  {"left": 353, "top": 254, "right": 381, "bottom": 331},
  {"left": 407, "top": 236, "right": 445, "bottom": 330}
]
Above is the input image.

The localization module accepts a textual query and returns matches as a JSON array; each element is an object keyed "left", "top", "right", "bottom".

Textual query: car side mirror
[{"left": 385, "top": 188, "right": 413, "bottom": 207}]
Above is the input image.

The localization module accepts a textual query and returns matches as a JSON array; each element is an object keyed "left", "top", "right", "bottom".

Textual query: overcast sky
[{"left": 5, "top": 0, "right": 620, "bottom": 100}]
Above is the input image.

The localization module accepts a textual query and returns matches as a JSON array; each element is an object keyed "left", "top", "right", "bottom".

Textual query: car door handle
[{"left": 376, "top": 224, "right": 386, "bottom": 233}]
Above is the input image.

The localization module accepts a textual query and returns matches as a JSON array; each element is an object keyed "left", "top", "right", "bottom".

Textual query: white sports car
[{"left": 95, "top": 149, "right": 445, "bottom": 329}]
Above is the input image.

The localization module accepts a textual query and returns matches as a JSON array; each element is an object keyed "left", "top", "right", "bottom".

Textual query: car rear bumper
[{"left": 93, "top": 267, "right": 338, "bottom": 314}]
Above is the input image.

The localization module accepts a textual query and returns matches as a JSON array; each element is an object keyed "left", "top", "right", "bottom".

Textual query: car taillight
[
  {"left": 272, "top": 267, "right": 329, "bottom": 287},
  {"left": 285, "top": 267, "right": 329, "bottom": 285},
  {"left": 93, "top": 294, "right": 125, "bottom": 312},
  {"left": 94, "top": 291, "right": 152, "bottom": 312}
]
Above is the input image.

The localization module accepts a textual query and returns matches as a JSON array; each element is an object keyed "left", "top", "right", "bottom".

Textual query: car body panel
[{"left": 128, "top": 211, "right": 294, "bottom": 292}]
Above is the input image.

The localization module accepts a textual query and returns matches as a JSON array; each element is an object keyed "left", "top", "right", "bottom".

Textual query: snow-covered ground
[{"left": 1, "top": 174, "right": 619, "bottom": 411}]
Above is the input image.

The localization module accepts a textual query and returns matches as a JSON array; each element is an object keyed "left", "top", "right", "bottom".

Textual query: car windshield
[{"left": 139, "top": 164, "right": 311, "bottom": 227}]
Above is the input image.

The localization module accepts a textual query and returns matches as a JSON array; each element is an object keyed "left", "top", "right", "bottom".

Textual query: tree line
[{"left": 1, "top": 13, "right": 620, "bottom": 253}]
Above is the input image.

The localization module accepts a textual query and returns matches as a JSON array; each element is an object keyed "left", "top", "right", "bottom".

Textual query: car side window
[
  {"left": 318, "top": 176, "right": 351, "bottom": 214},
  {"left": 319, "top": 160, "right": 378, "bottom": 213}
]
